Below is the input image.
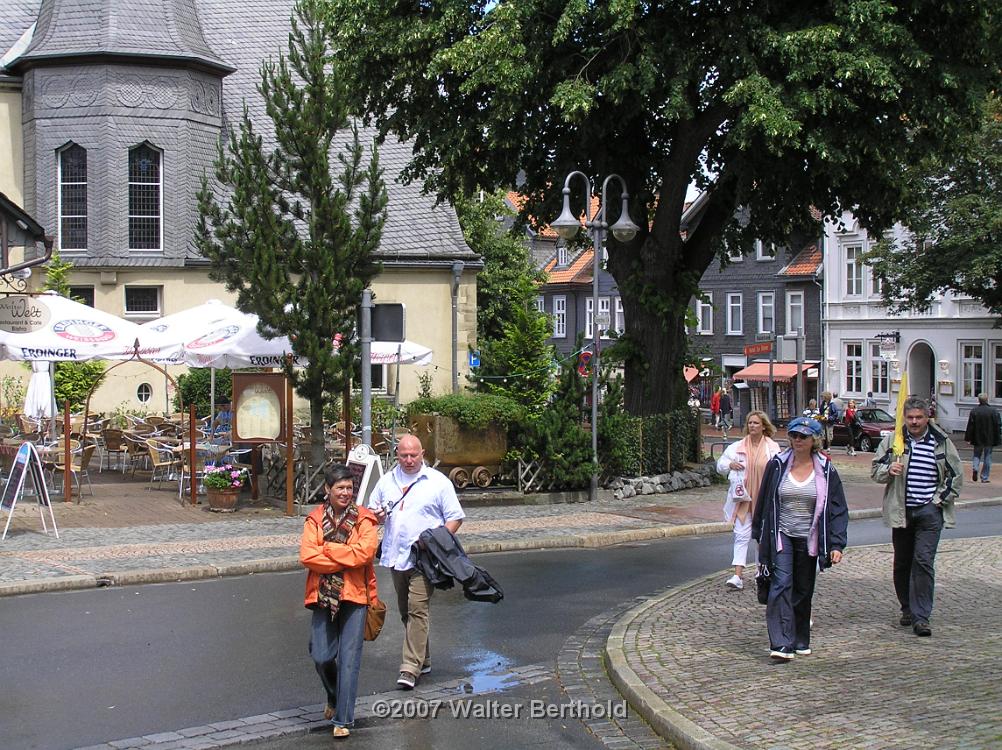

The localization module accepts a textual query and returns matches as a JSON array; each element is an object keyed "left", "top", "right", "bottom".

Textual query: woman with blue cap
[{"left": 752, "top": 416, "right": 849, "bottom": 661}]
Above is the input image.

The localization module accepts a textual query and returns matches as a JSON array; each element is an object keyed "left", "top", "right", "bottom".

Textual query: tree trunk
[
  {"left": 621, "top": 302, "right": 689, "bottom": 416},
  {"left": 310, "top": 400, "right": 326, "bottom": 470}
]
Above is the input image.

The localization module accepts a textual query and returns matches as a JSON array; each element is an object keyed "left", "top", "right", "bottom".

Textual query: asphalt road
[{"left": 2, "top": 510, "right": 1001, "bottom": 750}]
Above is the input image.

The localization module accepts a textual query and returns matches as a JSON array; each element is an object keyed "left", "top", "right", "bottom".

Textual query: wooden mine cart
[{"left": 410, "top": 413, "right": 507, "bottom": 489}]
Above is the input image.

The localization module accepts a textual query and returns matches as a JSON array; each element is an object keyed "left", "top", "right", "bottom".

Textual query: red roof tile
[
  {"left": 779, "top": 244, "right": 822, "bottom": 277},
  {"left": 542, "top": 248, "right": 594, "bottom": 285}
]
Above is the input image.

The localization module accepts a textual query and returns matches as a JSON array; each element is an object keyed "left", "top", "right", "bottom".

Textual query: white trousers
[{"left": 732, "top": 514, "right": 754, "bottom": 567}]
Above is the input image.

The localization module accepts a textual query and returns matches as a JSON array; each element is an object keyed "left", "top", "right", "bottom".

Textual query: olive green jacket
[{"left": 871, "top": 424, "right": 962, "bottom": 529}]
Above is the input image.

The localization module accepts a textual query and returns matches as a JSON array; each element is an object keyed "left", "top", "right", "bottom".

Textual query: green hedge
[
  {"left": 405, "top": 392, "right": 524, "bottom": 430},
  {"left": 600, "top": 407, "right": 699, "bottom": 478}
]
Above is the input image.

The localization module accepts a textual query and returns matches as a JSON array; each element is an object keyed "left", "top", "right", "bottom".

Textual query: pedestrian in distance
[
  {"left": 965, "top": 393, "right": 1001, "bottom": 483},
  {"left": 368, "top": 434, "right": 465, "bottom": 690},
  {"left": 710, "top": 387, "right": 722, "bottom": 428},
  {"left": 299, "top": 465, "right": 380, "bottom": 738},
  {"left": 716, "top": 410, "right": 781, "bottom": 591},
  {"left": 863, "top": 391, "right": 876, "bottom": 408},
  {"left": 718, "top": 387, "right": 734, "bottom": 439},
  {"left": 872, "top": 396, "right": 963, "bottom": 637},
  {"left": 818, "top": 391, "right": 839, "bottom": 450},
  {"left": 843, "top": 399, "right": 860, "bottom": 456},
  {"left": 802, "top": 398, "right": 819, "bottom": 420},
  {"left": 752, "top": 417, "right": 848, "bottom": 661}
]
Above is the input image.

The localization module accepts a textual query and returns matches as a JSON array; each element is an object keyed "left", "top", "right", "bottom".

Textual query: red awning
[
  {"left": 732, "top": 362, "right": 815, "bottom": 383},
  {"left": 684, "top": 366, "right": 699, "bottom": 382}
]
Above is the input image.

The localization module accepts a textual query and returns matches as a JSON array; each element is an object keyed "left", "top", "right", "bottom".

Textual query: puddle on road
[{"left": 457, "top": 649, "right": 519, "bottom": 694}]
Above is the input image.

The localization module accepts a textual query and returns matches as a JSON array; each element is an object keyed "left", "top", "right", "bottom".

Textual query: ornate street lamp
[{"left": 552, "top": 172, "right": 639, "bottom": 501}]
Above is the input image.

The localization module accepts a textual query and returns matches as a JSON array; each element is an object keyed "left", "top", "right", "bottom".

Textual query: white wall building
[{"left": 823, "top": 211, "right": 997, "bottom": 434}]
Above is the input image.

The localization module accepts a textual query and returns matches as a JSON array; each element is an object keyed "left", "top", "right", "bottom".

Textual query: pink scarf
[{"left": 735, "top": 435, "right": 777, "bottom": 520}]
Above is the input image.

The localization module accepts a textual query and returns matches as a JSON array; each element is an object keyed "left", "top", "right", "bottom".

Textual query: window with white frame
[
  {"left": 845, "top": 244, "right": 863, "bottom": 296},
  {"left": 726, "top": 293, "right": 742, "bottom": 335},
  {"left": 585, "top": 297, "right": 593, "bottom": 339},
  {"left": 755, "top": 240, "right": 776, "bottom": 260},
  {"left": 614, "top": 297, "right": 624, "bottom": 334},
  {"left": 757, "top": 292, "right": 775, "bottom": 334},
  {"left": 869, "top": 342, "right": 889, "bottom": 395},
  {"left": 128, "top": 143, "right": 162, "bottom": 251},
  {"left": 556, "top": 245, "right": 568, "bottom": 267},
  {"left": 69, "top": 286, "right": 95, "bottom": 307},
  {"left": 552, "top": 295, "right": 566, "bottom": 337},
  {"left": 124, "top": 286, "right": 161, "bottom": 318},
  {"left": 727, "top": 243, "right": 743, "bottom": 262},
  {"left": 870, "top": 266, "right": 884, "bottom": 297},
  {"left": 695, "top": 293, "right": 713, "bottom": 334},
  {"left": 993, "top": 343, "right": 1002, "bottom": 400},
  {"left": 58, "top": 144, "right": 87, "bottom": 251},
  {"left": 599, "top": 297, "right": 611, "bottom": 338},
  {"left": 845, "top": 342, "right": 863, "bottom": 393},
  {"left": 961, "top": 342, "right": 984, "bottom": 399},
  {"left": 534, "top": 295, "right": 545, "bottom": 313},
  {"left": 785, "top": 291, "right": 804, "bottom": 335}
]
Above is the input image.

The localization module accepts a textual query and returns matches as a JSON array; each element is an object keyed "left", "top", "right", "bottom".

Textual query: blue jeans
[
  {"left": 972, "top": 446, "right": 992, "bottom": 481},
  {"left": 766, "top": 533, "right": 817, "bottom": 651},
  {"left": 309, "top": 602, "right": 367, "bottom": 727}
]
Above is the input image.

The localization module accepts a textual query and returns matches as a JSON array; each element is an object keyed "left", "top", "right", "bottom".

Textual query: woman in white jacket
[{"left": 716, "top": 410, "right": 781, "bottom": 589}]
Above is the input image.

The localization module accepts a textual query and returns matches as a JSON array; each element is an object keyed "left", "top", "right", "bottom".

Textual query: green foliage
[
  {"left": 54, "top": 360, "right": 106, "bottom": 412},
  {"left": 474, "top": 304, "right": 556, "bottom": 416},
  {"left": 195, "top": 0, "right": 388, "bottom": 466},
  {"left": 406, "top": 392, "right": 524, "bottom": 430},
  {"left": 865, "top": 94, "right": 1002, "bottom": 317},
  {"left": 108, "top": 402, "right": 148, "bottom": 429},
  {"left": 0, "top": 375, "right": 26, "bottom": 423},
  {"left": 173, "top": 368, "right": 233, "bottom": 416},
  {"left": 454, "top": 190, "right": 546, "bottom": 342},
  {"left": 42, "top": 250, "right": 73, "bottom": 298},
  {"left": 324, "top": 0, "right": 1001, "bottom": 414},
  {"left": 598, "top": 370, "right": 641, "bottom": 477},
  {"left": 416, "top": 370, "right": 434, "bottom": 400},
  {"left": 512, "top": 359, "right": 592, "bottom": 489}
]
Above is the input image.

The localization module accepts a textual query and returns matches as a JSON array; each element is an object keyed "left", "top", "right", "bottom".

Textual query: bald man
[{"left": 368, "top": 434, "right": 464, "bottom": 689}]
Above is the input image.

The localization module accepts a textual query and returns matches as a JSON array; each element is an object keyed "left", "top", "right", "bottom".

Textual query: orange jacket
[{"left": 300, "top": 503, "right": 379, "bottom": 608}]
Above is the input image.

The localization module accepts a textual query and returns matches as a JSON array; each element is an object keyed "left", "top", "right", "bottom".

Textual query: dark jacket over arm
[{"left": 413, "top": 526, "right": 503, "bottom": 603}]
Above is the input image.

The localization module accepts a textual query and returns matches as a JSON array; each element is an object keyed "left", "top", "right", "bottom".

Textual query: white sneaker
[{"left": 725, "top": 575, "right": 743, "bottom": 590}]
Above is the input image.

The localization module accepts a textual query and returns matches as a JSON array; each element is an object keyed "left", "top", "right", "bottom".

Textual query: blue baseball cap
[{"left": 787, "top": 416, "right": 822, "bottom": 436}]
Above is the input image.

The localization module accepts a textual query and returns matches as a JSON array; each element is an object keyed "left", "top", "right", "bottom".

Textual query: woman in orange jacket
[{"left": 300, "top": 465, "right": 380, "bottom": 739}]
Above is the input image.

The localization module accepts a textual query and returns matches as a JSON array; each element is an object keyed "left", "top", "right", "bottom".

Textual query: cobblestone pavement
[{"left": 607, "top": 537, "right": 1002, "bottom": 750}]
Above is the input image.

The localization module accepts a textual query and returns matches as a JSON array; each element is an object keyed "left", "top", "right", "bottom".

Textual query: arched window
[
  {"left": 137, "top": 383, "right": 153, "bottom": 403},
  {"left": 58, "top": 144, "right": 87, "bottom": 250},
  {"left": 128, "top": 144, "right": 162, "bottom": 250}
]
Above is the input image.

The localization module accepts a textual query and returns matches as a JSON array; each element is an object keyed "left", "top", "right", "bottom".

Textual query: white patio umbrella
[
  {"left": 23, "top": 360, "right": 54, "bottom": 420},
  {"left": 0, "top": 291, "right": 150, "bottom": 361},
  {"left": 369, "top": 340, "right": 433, "bottom": 366}
]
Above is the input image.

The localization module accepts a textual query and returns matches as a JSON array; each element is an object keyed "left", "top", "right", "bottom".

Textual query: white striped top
[
  {"left": 905, "top": 431, "right": 938, "bottom": 506},
  {"left": 778, "top": 472, "right": 817, "bottom": 539}
]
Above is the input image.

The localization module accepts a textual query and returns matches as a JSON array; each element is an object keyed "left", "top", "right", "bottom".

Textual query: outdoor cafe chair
[
  {"left": 123, "top": 432, "right": 151, "bottom": 475},
  {"left": 178, "top": 449, "right": 210, "bottom": 499},
  {"left": 54, "top": 444, "right": 96, "bottom": 497},
  {"left": 100, "top": 428, "right": 127, "bottom": 472},
  {"left": 144, "top": 439, "right": 181, "bottom": 491},
  {"left": 144, "top": 416, "right": 167, "bottom": 428}
]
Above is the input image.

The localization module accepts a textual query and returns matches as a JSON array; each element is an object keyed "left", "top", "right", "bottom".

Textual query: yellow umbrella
[{"left": 892, "top": 371, "right": 909, "bottom": 457}]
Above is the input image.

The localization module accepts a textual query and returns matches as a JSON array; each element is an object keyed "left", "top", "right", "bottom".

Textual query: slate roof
[
  {"left": 1, "top": 0, "right": 476, "bottom": 266},
  {"left": 542, "top": 249, "right": 593, "bottom": 286},
  {"left": 10, "top": 0, "right": 233, "bottom": 74},
  {"left": 778, "top": 243, "right": 823, "bottom": 278}
]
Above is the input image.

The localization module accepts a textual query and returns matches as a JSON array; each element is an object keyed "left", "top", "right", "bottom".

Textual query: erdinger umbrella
[
  {"left": 138, "top": 299, "right": 245, "bottom": 365},
  {"left": 23, "top": 360, "right": 54, "bottom": 419},
  {"left": 0, "top": 291, "right": 149, "bottom": 361}
]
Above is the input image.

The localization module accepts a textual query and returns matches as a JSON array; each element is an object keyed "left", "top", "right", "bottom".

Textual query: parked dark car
[{"left": 831, "top": 408, "right": 895, "bottom": 452}]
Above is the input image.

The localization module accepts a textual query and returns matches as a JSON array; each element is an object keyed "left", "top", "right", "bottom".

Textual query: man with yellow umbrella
[{"left": 871, "top": 374, "right": 963, "bottom": 637}]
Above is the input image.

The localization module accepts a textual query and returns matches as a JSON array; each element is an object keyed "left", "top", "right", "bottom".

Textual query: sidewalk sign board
[
  {"left": 346, "top": 443, "right": 384, "bottom": 508},
  {"left": 2, "top": 442, "right": 59, "bottom": 541}
]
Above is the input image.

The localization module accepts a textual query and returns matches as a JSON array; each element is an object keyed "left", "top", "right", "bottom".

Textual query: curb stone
[{"left": 5, "top": 497, "right": 1000, "bottom": 598}]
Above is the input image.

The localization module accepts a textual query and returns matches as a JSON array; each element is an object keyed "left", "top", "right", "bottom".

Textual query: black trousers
[{"left": 892, "top": 503, "right": 944, "bottom": 623}]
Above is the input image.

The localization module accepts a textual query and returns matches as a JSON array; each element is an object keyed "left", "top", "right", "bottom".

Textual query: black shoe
[
  {"left": 973, "top": 469, "right": 978, "bottom": 482},
  {"left": 769, "top": 646, "right": 795, "bottom": 661},
  {"left": 913, "top": 621, "right": 931, "bottom": 637},
  {"left": 899, "top": 612, "right": 913, "bottom": 627}
]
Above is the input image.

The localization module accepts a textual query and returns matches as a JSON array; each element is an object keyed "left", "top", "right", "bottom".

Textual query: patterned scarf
[{"left": 317, "top": 501, "right": 359, "bottom": 620}]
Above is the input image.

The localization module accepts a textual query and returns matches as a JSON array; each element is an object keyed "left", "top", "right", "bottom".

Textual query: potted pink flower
[{"left": 204, "top": 463, "right": 250, "bottom": 512}]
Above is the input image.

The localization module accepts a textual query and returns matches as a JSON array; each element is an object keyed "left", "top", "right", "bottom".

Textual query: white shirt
[{"left": 367, "top": 463, "right": 465, "bottom": 571}]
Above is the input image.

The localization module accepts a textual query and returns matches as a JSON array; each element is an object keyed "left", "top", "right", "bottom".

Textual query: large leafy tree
[
  {"left": 323, "top": 0, "right": 1000, "bottom": 414},
  {"left": 196, "top": 0, "right": 388, "bottom": 465},
  {"left": 866, "top": 94, "right": 1002, "bottom": 316}
]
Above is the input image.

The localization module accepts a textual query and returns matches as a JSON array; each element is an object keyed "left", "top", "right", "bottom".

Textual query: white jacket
[{"left": 716, "top": 439, "right": 780, "bottom": 523}]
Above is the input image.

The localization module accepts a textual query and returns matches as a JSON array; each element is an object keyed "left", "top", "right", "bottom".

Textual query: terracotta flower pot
[{"left": 206, "top": 487, "right": 239, "bottom": 513}]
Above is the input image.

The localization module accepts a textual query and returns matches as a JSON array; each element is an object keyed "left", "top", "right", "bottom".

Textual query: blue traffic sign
[{"left": 469, "top": 350, "right": 481, "bottom": 368}]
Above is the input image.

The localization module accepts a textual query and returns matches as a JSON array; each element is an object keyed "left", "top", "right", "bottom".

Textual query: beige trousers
[{"left": 391, "top": 568, "right": 434, "bottom": 677}]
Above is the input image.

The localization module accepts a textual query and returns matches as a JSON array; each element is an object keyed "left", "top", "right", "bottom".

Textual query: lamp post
[{"left": 551, "top": 172, "right": 639, "bottom": 501}]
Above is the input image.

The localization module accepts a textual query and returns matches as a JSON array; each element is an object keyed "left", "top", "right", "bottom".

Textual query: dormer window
[
  {"left": 556, "top": 244, "right": 568, "bottom": 267},
  {"left": 58, "top": 144, "right": 87, "bottom": 251},
  {"left": 129, "top": 143, "right": 162, "bottom": 251}
]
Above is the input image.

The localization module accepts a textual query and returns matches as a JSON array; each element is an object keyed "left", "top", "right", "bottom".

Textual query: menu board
[
  {"left": 231, "top": 373, "right": 288, "bottom": 443},
  {"left": 2, "top": 442, "right": 58, "bottom": 541},
  {"left": 346, "top": 444, "right": 383, "bottom": 508}
]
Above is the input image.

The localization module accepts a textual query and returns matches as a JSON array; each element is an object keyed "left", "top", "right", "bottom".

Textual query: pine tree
[
  {"left": 474, "top": 304, "right": 556, "bottom": 416},
  {"left": 195, "top": 0, "right": 387, "bottom": 467}
]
